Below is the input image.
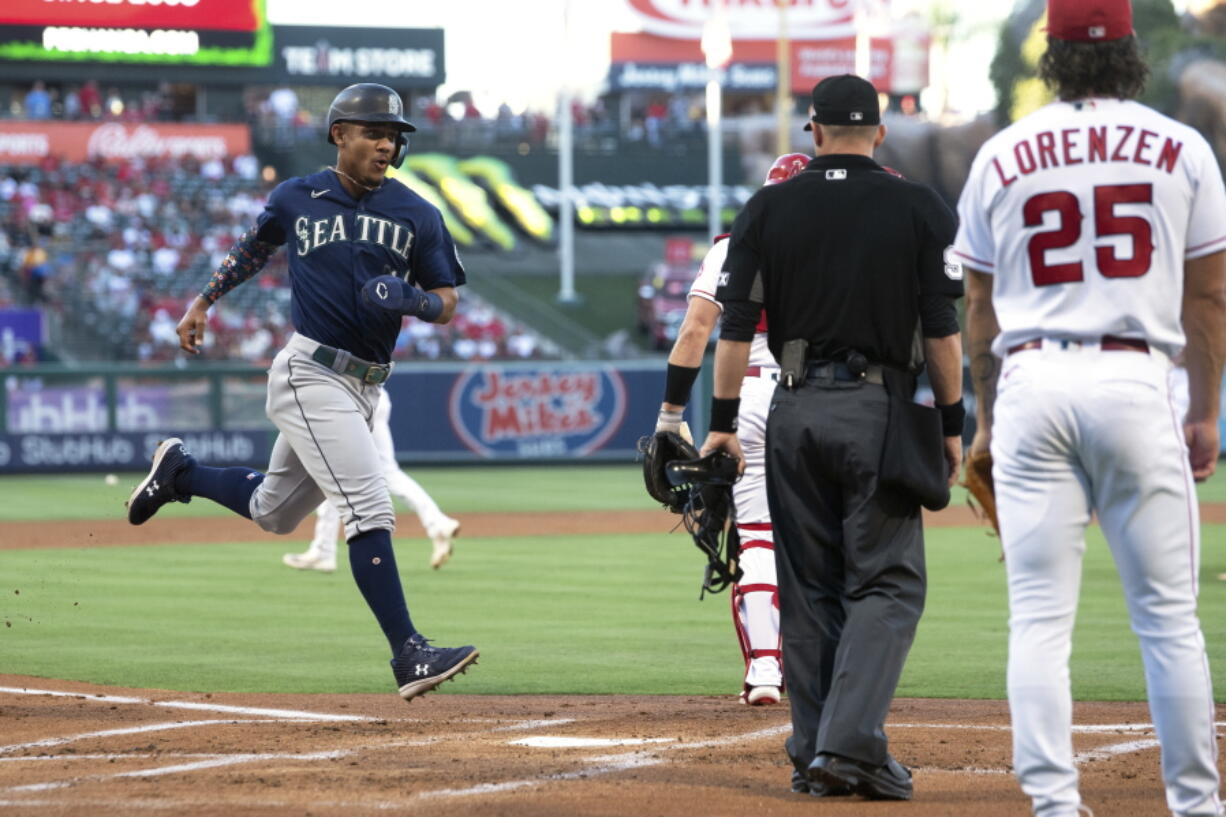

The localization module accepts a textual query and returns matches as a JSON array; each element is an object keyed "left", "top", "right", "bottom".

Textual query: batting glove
[{"left": 361, "top": 275, "right": 443, "bottom": 321}]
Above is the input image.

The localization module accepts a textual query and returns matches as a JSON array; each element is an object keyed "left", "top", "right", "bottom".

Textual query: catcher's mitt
[
  {"left": 961, "top": 450, "right": 999, "bottom": 536},
  {"left": 638, "top": 430, "right": 699, "bottom": 513},
  {"left": 670, "top": 450, "right": 743, "bottom": 598}
]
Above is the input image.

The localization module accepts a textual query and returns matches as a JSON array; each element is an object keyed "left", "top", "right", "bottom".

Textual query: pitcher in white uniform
[{"left": 955, "top": 1, "right": 1226, "bottom": 815}]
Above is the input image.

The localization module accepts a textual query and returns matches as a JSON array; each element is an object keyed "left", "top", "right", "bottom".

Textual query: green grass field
[{"left": 3, "top": 466, "right": 1226, "bottom": 700}]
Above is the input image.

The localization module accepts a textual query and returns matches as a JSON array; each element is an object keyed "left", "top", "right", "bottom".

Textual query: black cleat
[
  {"left": 807, "top": 752, "right": 913, "bottom": 801},
  {"left": 391, "top": 634, "right": 478, "bottom": 701},
  {"left": 126, "top": 438, "right": 194, "bottom": 525},
  {"left": 791, "top": 769, "right": 853, "bottom": 797}
]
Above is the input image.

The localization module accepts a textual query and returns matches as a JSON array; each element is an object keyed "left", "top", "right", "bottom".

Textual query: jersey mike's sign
[
  {"left": 626, "top": 0, "right": 857, "bottom": 40},
  {"left": 448, "top": 368, "right": 627, "bottom": 458}
]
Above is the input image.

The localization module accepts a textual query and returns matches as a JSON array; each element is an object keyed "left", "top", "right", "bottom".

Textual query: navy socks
[
  {"left": 348, "top": 529, "right": 416, "bottom": 653},
  {"left": 175, "top": 463, "right": 264, "bottom": 519}
]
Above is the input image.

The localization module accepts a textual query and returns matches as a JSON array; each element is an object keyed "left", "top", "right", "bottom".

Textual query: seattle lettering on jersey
[
  {"left": 293, "top": 213, "right": 414, "bottom": 259},
  {"left": 990, "top": 124, "right": 1183, "bottom": 187}
]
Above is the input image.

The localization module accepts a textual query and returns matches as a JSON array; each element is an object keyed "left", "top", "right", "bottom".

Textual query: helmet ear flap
[{"left": 391, "top": 133, "right": 408, "bottom": 168}]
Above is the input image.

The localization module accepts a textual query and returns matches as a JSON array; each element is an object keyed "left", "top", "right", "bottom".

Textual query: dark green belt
[{"left": 311, "top": 345, "right": 390, "bottom": 385}]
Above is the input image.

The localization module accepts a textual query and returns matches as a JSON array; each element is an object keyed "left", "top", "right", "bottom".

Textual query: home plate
[{"left": 509, "top": 736, "right": 676, "bottom": 748}]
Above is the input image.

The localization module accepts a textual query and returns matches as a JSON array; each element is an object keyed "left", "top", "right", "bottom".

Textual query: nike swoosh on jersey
[{"left": 310, "top": 189, "right": 330, "bottom": 198}]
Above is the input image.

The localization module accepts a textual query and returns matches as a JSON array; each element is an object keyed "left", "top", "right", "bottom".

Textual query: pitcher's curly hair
[{"left": 1038, "top": 35, "right": 1149, "bottom": 101}]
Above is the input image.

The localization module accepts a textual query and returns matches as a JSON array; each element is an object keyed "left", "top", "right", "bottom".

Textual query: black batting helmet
[{"left": 326, "top": 83, "right": 416, "bottom": 168}]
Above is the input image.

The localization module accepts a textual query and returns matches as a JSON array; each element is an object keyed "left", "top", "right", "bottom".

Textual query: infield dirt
[{"left": 0, "top": 674, "right": 1212, "bottom": 817}]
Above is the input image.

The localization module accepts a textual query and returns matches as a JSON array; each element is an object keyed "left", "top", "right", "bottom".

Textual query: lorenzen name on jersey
[{"left": 988, "top": 124, "right": 1184, "bottom": 187}]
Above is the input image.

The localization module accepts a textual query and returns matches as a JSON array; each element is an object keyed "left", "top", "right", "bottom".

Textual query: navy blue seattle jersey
[{"left": 254, "top": 168, "right": 466, "bottom": 364}]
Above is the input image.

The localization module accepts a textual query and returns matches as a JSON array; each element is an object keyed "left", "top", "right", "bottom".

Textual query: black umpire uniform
[{"left": 708, "top": 75, "right": 964, "bottom": 799}]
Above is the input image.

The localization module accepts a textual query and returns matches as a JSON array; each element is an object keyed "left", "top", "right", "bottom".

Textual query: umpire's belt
[
  {"left": 806, "top": 360, "right": 884, "bottom": 385},
  {"left": 311, "top": 344, "right": 391, "bottom": 385}
]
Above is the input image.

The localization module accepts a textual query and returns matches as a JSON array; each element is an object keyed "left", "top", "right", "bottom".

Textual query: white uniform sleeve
[
  {"left": 688, "top": 238, "right": 728, "bottom": 309},
  {"left": 1185, "top": 138, "right": 1226, "bottom": 259},
  {"left": 952, "top": 149, "right": 997, "bottom": 273}
]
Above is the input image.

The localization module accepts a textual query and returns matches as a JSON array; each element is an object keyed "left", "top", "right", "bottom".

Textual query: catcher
[{"left": 641, "top": 153, "right": 812, "bottom": 707}]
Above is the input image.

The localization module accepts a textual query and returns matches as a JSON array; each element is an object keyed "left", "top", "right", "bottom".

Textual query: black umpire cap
[{"left": 803, "top": 74, "right": 881, "bottom": 131}]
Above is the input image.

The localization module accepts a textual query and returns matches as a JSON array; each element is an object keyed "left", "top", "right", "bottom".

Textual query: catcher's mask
[{"left": 668, "top": 451, "right": 743, "bottom": 598}]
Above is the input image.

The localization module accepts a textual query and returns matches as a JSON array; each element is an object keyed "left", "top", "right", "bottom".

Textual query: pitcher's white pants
[{"left": 993, "top": 341, "right": 1220, "bottom": 817}]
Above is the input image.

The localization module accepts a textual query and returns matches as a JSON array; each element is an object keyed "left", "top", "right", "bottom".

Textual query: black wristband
[
  {"left": 664, "top": 363, "right": 701, "bottom": 406},
  {"left": 709, "top": 397, "right": 740, "bottom": 433},
  {"left": 937, "top": 400, "right": 966, "bottom": 437}
]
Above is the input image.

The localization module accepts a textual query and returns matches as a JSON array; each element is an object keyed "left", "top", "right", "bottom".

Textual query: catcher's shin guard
[{"left": 732, "top": 521, "right": 783, "bottom": 698}]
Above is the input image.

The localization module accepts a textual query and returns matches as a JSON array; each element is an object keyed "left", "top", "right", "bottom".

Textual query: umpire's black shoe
[
  {"left": 807, "top": 752, "right": 913, "bottom": 801},
  {"left": 791, "top": 769, "right": 852, "bottom": 797},
  {"left": 126, "top": 437, "right": 194, "bottom": 525},
  {"left": 391, "top": 634, "right": 479, "bottom": 701}
]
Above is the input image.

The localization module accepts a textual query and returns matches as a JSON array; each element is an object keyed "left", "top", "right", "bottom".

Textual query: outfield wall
[{"left": 0, "top": 361, "right": 708, "bottom": 473}]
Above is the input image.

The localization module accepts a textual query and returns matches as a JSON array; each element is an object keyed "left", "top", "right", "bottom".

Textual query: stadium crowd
[{"left": 0, "top": 154, "right": 553, "bottom": 365}]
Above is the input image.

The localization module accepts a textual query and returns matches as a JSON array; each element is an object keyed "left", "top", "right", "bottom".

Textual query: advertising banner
[
  {"left": 612, "top": 0, "right": 923, "bottom": 93},
  {"left": 0, "top": 0, "right": 261, "bottom": 32},
  {"left": 625, "top": 0, "right": 857, "bottom": 40},
  {"left": 0, "top": 121, "right": 251, "bottom": 164},
  {"left": 0, "top": 430, "right": 272, "bottom": 472},
  {"left": 610, "top": 32, "right": 893, "bottom": 91},
  {"left": 609, "top": 61, "right": 777, "bottom": 92},
  {"left": 386, "top": 363, "right": 663, "bottom": 462},
  {"left": 0, "top": 308, "right": 42, "bottom": 343},
  {"left": 0, "top": 362, "right": 669, "bottom": 472}
]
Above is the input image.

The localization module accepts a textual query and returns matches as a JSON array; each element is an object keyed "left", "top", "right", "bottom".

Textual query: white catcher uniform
[
  {"left": 955, "top": 98, "right": 1226, "bottom": 817},
  {"left": 285, "top": 388, "right": 460, "bottom": 571},
  {"left": 692, "top": 237, "right": 783, "bottom": 697}
]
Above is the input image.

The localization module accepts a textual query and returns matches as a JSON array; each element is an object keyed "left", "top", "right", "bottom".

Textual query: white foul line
[
  {"left": 9, "top": 751, "right": 348, "bottom": 793},
  {"left": 0, "top": 720, "right": 275, "bottom": 756},
  {"left": 0, "top": 686, "right": 370, "bottom": 722}
]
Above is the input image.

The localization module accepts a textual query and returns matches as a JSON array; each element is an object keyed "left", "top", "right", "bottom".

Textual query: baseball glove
[
  {"left": 961, "top": 450, "right": 1000, "bottom": 536},
  {"left": 638, "top": 430, "right": 700, "bottom": 513}
]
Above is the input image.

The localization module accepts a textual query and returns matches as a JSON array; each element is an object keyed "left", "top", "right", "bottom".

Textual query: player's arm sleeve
[
  {"left": 200, "top": 185, "right": 287, "bottom": 304},
  {"left": 915, "top": 187, "right": 962, "bottom": 338},
  {"left": 951, "top": 151, "right": 996, "bottom": 273},
  {"left": 1185, "top": 138, "right": 1226, "bottom": 260},
  {"left": 688, "top": 239, "right": 727, "bottom": 309},
  {"left": 717, "top": 196, "right": 764, "bottom": 342},
  {"left": 409, "top": 211, "right": 467, "bottom": 291}
]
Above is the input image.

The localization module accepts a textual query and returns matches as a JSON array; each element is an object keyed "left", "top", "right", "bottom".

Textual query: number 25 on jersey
[{"left": 1024, "top": 183, "right": 1153, "bottom": 286}]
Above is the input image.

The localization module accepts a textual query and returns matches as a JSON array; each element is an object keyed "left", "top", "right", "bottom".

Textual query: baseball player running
[
  {"left": 283, "top": 388, "right": 461, "bottom": 573},
  {"left": 656, "top": 153, "right": 811, "bottom": 706},
  {"left": 955, "top": 1, "right": 1226, "bottom": 814},
  {"left": 125, "top": 83, "right": 478, "bottom": 702}
]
